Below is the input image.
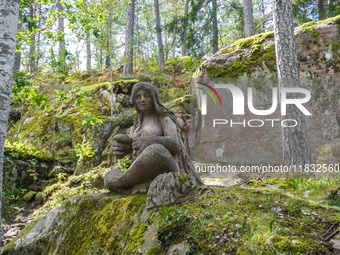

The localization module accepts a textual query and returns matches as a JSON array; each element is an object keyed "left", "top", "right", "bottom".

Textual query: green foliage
[
  {"left": 2, "top": 145, "right": 51, "bottom": 223},
  {"left": 165, "top": 56, "right": 202, "bottom": 74},
  {"left": 292, "top": 0, "right": 317, "bottom": 25},
  {"left": 75, "top": 142, "right": 95, "bottom": 160},
  {"left": 55, "top": 89, "right": 68, "bottom": 103},
  {"left": 116, "top": 156, "right": 132, "bottom": 171},
  {"left": 5, "top": 140, "right": 52, "bottom": 160},
  {"left": 35, "top": 167, "right": 109, "bottom": 218},
  {"left": 12, "top": 72, "right": 49, "bottom": 111},
  {"left": 12, "top": 72, "right": 30, "bottom": 95},
  {"left": 82, "top": 110, "right": 103, "bottom": 128}
]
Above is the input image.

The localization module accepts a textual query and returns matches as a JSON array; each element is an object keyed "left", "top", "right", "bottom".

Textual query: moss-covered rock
[
  {"left": 197, "top": 15, "right": 340, "bottom": 79},
  {"left": 157, "top": 186, "right": 340, "bottom": 254},
  {"left": 2, "top": 193, "right": 150, "bottom": 255},
  {"left": 3, "top": 186, "right": 339, "bottom": 255}
]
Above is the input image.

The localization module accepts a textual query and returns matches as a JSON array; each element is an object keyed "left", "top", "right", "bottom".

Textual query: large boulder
[
  {"left": 191, "top": 16, "right": 340, "bottom": 165},
  {"left": 1, "top": 193, "right": 162, "bottom": 255}
]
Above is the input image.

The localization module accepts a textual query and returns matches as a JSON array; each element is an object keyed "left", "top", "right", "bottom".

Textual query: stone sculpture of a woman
[{"left": 104, "top": 82, "right": 202, "bottom": 191}]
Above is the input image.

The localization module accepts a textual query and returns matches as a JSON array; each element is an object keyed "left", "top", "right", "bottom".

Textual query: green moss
[
  {"left": 297, "top": 15, "right": 340, "bottom": 29},
  {"left": 251, "top": 44, "right": 261, "bottom": 53},
  {"left": 125, "top": 223, "right": 148, "bottom": 254},
  {"left": 5, "top": 140, "right": 53, "bottom": 161},
  {"left": 157, "top": 186, "right": 339, "bottom": 254},
  {"left": 219, "top": 31, "right": 274, "bottom": 55},
  {"left": 15, "top": 109, "right": 53, "bottom": 142},
  {"left": 35, "top": 167, "right": 110, "bottom": 217},
  {"left": 303, "top": 27, "right": 321, "bottom": 44},
  {"left": 272, "top": 235, "right": 315, "bottom": 253},
  {"left": 22, "top": 191, "right": 36, "bottom": 202},
  {"left": 145, "top": 246, "right": 166, "bottom": 255},
  {"left": 173, "top": 172, "right": 192, "bottom": 186},
  {"left": 47, "top": 194, "right": 147, "bottom": 255},
  {"left": 113, "top": 79, "right": 140, "bottom": 94},
  {"left": 204, "top": 41, "right": 276, "bottom": 78},
  {"left": 4, "top": 181, "right": 340, "bottom": 254},
  {"left": 201, "top": 15, "right": 340, "bottom": 78},
  {"left": 81, "top": 82, "right": 110, "bottom": 92},
  {"left": 332, "top": 42, "right": 340, "bottom": 52}
]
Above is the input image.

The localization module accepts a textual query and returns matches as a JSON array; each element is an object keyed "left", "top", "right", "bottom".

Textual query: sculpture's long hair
[{"left": 131, "top": 82, "right": 176, "bottom": 132}]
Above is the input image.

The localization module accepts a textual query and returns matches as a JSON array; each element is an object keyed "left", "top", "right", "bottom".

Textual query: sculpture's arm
[{"left": 156, "top": 116, "right": 180, "bottom": 154}]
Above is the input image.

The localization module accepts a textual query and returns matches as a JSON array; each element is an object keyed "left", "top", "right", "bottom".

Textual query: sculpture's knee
[
  {"left": 141, "top": 144, "right": 178, "bottom": 170},
  {"left": 142, "top": 144, "right": 172, "bottom": 158}
]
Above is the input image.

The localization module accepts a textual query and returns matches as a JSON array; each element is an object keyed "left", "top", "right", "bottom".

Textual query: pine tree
[
  {"left": 123, "top": 0, "right": 135, "bottom": 76},
  {"left": 243, "top": 0, "right": 254, "bottom": 37},
  {"left": 273, "top": 0, "right": 310, "bottom": 166},
  {"left": 154, "top": 0, "right": 165, "bottom": 66}
]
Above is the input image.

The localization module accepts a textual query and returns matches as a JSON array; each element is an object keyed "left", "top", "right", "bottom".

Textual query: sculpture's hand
[
  {"left": 112, "top": 134, "right": 132, "bottom": 156},
  {"left": 132, "top": 138, "right": 140, "bottom": 152},
  {"left": 132, "top": 131, "right": 157, "bottom": 157}
]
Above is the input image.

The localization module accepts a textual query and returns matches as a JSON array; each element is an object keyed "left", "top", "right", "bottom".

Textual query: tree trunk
[
  {"left": 0, "top": 0, "right": 20, "bottom": 243},
  {"left": 328, "top": 0, "right": 334, "bottom": 18},
  {"left": 105, "top": 47, "right": 110, "bottom": 68},
  {"left": 29, "top": 41, "right": 36, "bottom": 73},
  {"left": 317, "top": 0, "right": 326, "bottom": 20},
  {"left": 181, "top": 0, "right": 189, "bottom": 56},
  {"left": 154, "top": 0, "right": 165, "bottom": 67},
  {"left": 106, "top": 9, "right": 113, "bottom": 69},
  {"left": 273, "top": 0, "right": 310, "bottom": 166},
  {"left": 171, "top": 30, "right": 176, "bottom": 58},
  {"left": 56, "top": 0, "right": 65, "bottom": 72},
  {"left": 243, "top": 0, "right": 254, "bottom": 37},
  {"left": 28, "top": 5, "right": 37, "bottom": 73},
  {"left": 86, "top": 32, "right": 91, "bottom": 70},
  {"left": 123, "top": 0, "right": 135, "bottom": 76},
  {"left": 14, "top": 11, "right": 22, "bottom": 72},
  {"left": 260, "top": 0, "right": 266, "bottom": 31},
  {"left": 212, "top": 0, "right": 218, "bottom": 54},
  {"left": 35, "top": 3, "right": 42, "bottom": 71}
]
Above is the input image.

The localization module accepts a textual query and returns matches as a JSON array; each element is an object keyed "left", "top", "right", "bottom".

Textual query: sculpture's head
[
  {"left": 131, "top": 82, "right": 164, "bottom": 116},
  {"left": 131, "top": 82, "right": 176, "bottom": 126}
]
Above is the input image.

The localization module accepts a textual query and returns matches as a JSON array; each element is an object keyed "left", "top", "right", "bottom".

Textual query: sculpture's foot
[
  {"left": 104, "top": 167, "right": 127, "bottom": 192},
  {"left": 131, "top": 181, "right": 152, "bottom": 194}
]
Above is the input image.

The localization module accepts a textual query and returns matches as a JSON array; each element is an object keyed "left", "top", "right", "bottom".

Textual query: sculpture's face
[{"left": 134, "top": 89, "right": 154, "bottom": 113}]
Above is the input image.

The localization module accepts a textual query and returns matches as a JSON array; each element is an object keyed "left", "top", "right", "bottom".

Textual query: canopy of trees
[{"left": 12, "top": 0, "right": 340, "bottom": 74}]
